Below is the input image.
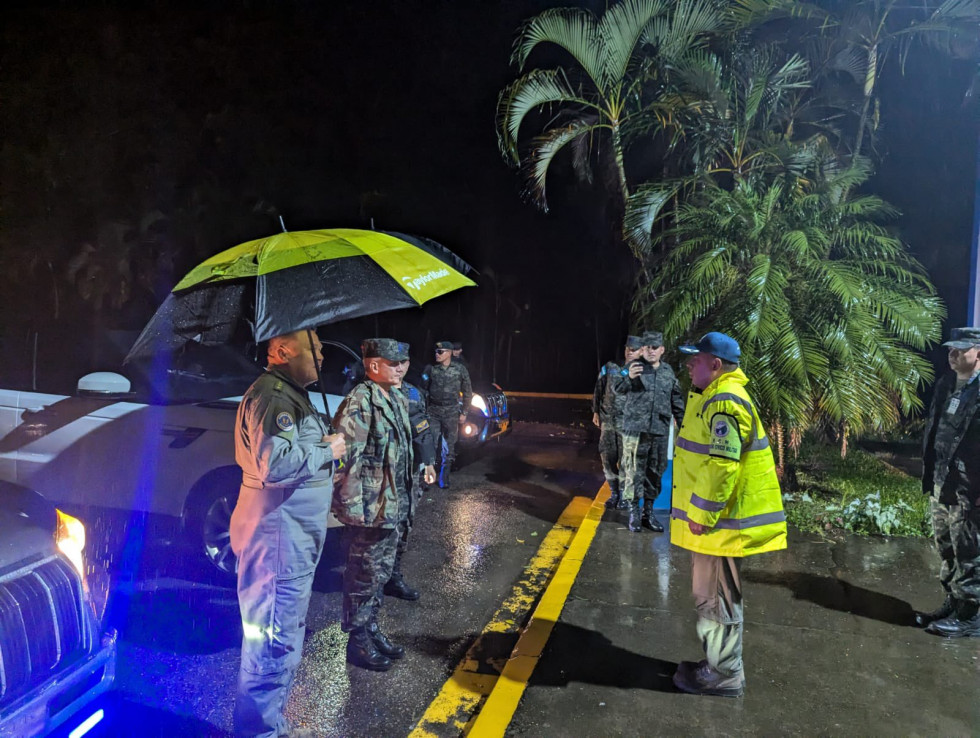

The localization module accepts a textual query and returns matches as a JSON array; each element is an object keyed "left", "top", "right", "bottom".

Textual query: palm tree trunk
[{"left": 853, "top": 43, "right": 878, "bottom": 161}]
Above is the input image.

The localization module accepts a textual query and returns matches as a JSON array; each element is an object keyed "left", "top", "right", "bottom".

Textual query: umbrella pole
[{"left": 308, "top": 328, "right": 334, "bottom": 432}]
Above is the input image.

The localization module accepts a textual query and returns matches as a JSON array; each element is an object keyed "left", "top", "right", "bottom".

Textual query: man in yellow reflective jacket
[{"left": 670, "top": 332, "right": 787, "bottom": 698}]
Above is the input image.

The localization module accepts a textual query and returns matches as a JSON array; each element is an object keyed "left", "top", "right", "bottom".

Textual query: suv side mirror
[{"left": 77, "top": 372, "right": 132, "bottom": 397}]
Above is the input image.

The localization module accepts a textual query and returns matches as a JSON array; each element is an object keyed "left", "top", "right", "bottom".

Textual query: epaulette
[{"left": 406, "top": 385, "right": 421, "bottom": 402}]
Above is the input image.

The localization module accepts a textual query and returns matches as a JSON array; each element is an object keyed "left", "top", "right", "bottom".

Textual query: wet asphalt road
[{"left": 83, "top": 420, "right": 601, "bottom": 737}]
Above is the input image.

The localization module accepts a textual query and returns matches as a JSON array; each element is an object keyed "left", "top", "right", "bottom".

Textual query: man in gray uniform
[
  {"left": 231, "top": 329, "right": 346, "bottom": 738},
  {"left": 422, "top": 340, "right": 473, "bottom": 489},
  {"left": 333, "top": 338, "right": 414, "bottom": 671},
  {"left": 592, "top": 335, "right": 643, "bottom": 509},
  {"left": 618, "top": 331, "right": 685, "bottom": 533},
  {"left": 386, "top": 374, "right": 437, "bottom": 601},
  {"left": 917, "top": 326, "right": 980, "bottom": 637}
]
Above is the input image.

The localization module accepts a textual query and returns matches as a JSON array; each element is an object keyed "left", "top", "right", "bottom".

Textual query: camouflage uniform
[
  {"left": 333, "top": 340, "right": 414, "bottom": 654},
  {"left": 592, "top": 360, "right": 627, "bottom": 498},
  {"left": 920, "top": 332, "right": 980, "bottom": 635},
  {"left": 231, "top": 367, "right": 336, "bottom": 737},
  {"left": 422, "top": 341, "right": 473, "bottom": 487},
  {"left": 618, "top": 334, "right": 685, "bottom": 531}
]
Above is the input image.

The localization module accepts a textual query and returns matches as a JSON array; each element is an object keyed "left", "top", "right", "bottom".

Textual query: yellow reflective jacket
[{"left": 669, "top": 368, "right": 787, "bottom": 557}]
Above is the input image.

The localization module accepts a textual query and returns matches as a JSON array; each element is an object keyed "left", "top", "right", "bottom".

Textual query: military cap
[
  {"left": 361, "top": 338, "right": 410, "bottom": 361},
  {"left": 641, "top": 331, "right": 664, "bottom": 348},
  {"left": 942, "top": 327, "right": 980, "bottom": 349},
  {"left": 452, "top": 341, "right": 463, "bottom": 350},
  {"left": 434, "top": 340, "right": 454, "bottom": 351},
  {"left": 625, "top": 335, "right": 644, "bottom": 350},
  {"left": 679, "top": 331, "right": 740, "bottom": 365}
]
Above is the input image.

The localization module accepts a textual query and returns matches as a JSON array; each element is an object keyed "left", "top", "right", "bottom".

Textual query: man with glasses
[
  {"left": 917, "top": 327, "right": 980, "bottom": 638},
  {"left": 422, "top": 340, "right": 473, "bottom": 489},
  {"left": 333, "top": 339, "right": 414, "bottom": 671}
]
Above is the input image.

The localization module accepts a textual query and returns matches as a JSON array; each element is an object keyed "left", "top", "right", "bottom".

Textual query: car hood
[{"left": 0, "top": 481, "right": 57, "bottom": 571}]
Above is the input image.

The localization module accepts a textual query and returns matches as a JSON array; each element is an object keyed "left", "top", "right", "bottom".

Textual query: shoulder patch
[
  {"left": 415, "top": 419, "right": 429, "bottom": 433},
  {"left": 276, "top": 411, "right": 295, "bottom": 432},
  {"left": 600, "top": 365, "right": 607, "bottom": 377},
  {"left": 708, "top": 413, "right": 741, "bottom": 461}
]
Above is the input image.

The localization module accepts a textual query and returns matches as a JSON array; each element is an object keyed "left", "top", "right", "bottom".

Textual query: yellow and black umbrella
[{"left": 126, "top": 228, "right": 475, "bottom": 361}]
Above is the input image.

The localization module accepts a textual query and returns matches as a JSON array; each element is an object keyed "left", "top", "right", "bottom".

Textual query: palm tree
[
  {"left": 496, "top": 0, "right": 726, "bottom": 260},
  {"left": 731, "top": 0, "right": 980, "bottom": 161},
  {"left": 640, "top": 160, "right": 944, "bottom": 463}
]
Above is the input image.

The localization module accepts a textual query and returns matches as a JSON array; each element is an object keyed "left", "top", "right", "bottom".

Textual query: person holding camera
[{"left": 617, "top": 331, "right": 685, "bottom": 532}]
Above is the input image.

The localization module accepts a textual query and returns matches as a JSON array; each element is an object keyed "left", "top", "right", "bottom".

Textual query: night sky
[{"left": 1, "top": 1, "right": 976, "bottom": 393}]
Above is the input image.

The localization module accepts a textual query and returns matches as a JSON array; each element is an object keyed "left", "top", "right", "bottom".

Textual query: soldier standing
[
  {"left": 916, "top": 326, "right": 980, "bottom": 637},
  {"left": 385, "top": 371, "right": 438, "bottom": 602},
  {"left": 332, "top": 338, "right": 414, "bottom": 671},
  {"left": 617, "top": 331, "right": 685, "bottom": 533},
  {"left": 592, "top": 336, "right": 644, "bottom": 509},
  {"left": 231, "top": 330, "right": 346, "bottom": 737},
  {"left": 422, "top": 340, "right": 473, "bottom": 488}
]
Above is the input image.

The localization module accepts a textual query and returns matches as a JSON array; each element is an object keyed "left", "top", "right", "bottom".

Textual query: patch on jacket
[
  {"left": 276, "top": 412, "right": 295, "bottom": 431},
  {"left": 708, "top": 413, "right": 741, "bottom": 460},
  {"left": 415, "top": 419, "right": 429, "bottom": 433}
]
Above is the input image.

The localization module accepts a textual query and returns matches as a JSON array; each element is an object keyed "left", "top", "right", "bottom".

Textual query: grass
[{"left": 783, "top": 439, "right": 931, "bottom": 538}]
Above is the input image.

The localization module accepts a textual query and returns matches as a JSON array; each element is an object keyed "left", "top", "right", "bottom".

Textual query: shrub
[{"left": 783, "top": 440, "right": 930, "bottom": 538}]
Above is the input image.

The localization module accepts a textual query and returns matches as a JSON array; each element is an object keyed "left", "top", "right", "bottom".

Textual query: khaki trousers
[{"left": 691, "top": 552, "right": 744, "bottom": 678}]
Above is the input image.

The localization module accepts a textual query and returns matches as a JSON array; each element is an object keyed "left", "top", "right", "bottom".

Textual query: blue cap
[{"left": 678, "top": 332, "right": 740, "bottom": 365}]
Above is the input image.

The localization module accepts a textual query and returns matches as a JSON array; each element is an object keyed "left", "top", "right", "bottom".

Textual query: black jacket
[{"left": 922, "top": 372, "right": 980, "bottom": 505}]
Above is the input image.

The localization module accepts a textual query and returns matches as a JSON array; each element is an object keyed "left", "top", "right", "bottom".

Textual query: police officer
[
  {"left": 230, "top": 329, "right": 346, "bottom": 737},
  {"left": 617, "top": 331, "right": 685, "bottom": 532},
  {"left": 385, "top": 368, "right": 438, "bottom": 601},
  {"left": 592, "top": 336, "right": 644, "bottom": 509},
  {"left": 916, "top": 326, "right": 980, "bottom": 637},
  {"left": 333, "top": 338, "right": 415, "bottom": 671},
  {"left": 422, "top": 340, "right": 473, "bottom": 488},
  {"left": 671, "top": 332, "right": 786, "bottom": 698}
]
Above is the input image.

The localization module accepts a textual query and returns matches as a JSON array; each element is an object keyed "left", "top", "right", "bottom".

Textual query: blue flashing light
[{"left": 69, "top": 708, "right": 105, "bottom": 738}]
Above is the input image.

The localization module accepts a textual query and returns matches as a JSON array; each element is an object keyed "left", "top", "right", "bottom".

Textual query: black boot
[
  {"left": 641, "top": 500, "right": 664, "bottom": 532},
  {"left": 628, "top": 501, "right": 642, "bottom": 532},
  {"left": 384, "top": 572, "right": 421, "bottom": 601},
  {"left": 914, "top": 594, "right": 955, "bottom": 628},
  {"left": 366, "top": 619, "right": 405, "bottom": 659},
  {"left": 604, "top": 483, "right": 621, "bottom": 509},
  {"left": 926, "top": 601, "right": 980, "bottom": 638},
  {"left": 346, "top": 626, "right": 393, "bottom": 671}
]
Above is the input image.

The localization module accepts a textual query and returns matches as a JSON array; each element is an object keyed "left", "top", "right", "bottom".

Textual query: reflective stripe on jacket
[{"left": 669, "top": 368, "right": 787, "bottom": 557}]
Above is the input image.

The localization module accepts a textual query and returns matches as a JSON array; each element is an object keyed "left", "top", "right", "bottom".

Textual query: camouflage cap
[
  {"left": 942, "top": 327, "right": 980, "bottom": 349},
  {"left": 435, "top": 340, "right": 454, "bottom": 351},
  {"left": 361, "top": 338, "right": 410, "bottom": 361},
  {"left": 625, "top": 335, "right": 644, "bottom": 350},
  {"left": 641, "top": 331, "right": 664, "bottom": 348}
]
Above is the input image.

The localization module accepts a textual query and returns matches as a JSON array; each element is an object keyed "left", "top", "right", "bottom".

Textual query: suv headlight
[
  {"left": 55, "top": 509, "right": 86, "bottom": 577},
  {"left": 471, "top": 393, "right": 487, "bottom": 415}
]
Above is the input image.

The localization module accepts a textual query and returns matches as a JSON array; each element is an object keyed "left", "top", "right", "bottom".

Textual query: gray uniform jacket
[
  {"left": 231, "top": 368, "right": 335, "bottom": 576},
  {"left": 617, "top": 361, "right": 685, "bottom": 436},
  {"left": 922, "top": 371, "right": 980, "bottom": 505}
]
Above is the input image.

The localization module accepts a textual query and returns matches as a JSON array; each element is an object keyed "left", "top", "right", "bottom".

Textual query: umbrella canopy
[{"left": 126, "top": 229, "right": 475, "bottom": 362}]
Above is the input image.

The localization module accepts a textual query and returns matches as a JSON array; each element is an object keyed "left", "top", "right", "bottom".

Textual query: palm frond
[{"left": 511, "top": 8, "right": 606, "bottom": 91}]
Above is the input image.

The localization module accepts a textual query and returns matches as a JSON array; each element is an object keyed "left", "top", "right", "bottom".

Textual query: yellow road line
[
  {"left": 467, "top": 485, "right": 609, "bottom": 738},
  {"left": 409, "top": 494, "right": 595, "bottom": 738}
]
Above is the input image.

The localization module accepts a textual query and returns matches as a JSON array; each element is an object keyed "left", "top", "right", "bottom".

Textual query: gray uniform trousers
[
  {"left": 598, "top": 422, "right": 623, "bottom": 491},
  {"left": 429, "top": 405, "right": 460, "bottom": 466},
  {"left": 620, "top": 432, "right": 669, "bottom": 504},
  {"left": 931, "top": 497, "right": 980, "bottom": 603},
  {"left": 691, "top": 552, "right": 744, "bottom": 678},
  {"left": 233, "top": 483, "right": 330, "bottom": 738}
]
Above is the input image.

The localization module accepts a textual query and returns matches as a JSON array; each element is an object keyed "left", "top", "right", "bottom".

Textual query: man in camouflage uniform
[
  {"left": 231, "top": 329, "right": 346, "bottom": 737},
  {"left": 451, "top": 341, "right": 471, "bottom": 372},
  {"left": 385, "top": 370, "right": 437, "bottom": 601},
  {"left": 916, "top": 326, "right": 980, "bottom": 638},
  {"left": 333, "top": 338, "right": 414, "bottom": 671},
  {"left": 617, "top": 331, "right": 685, "bottom": 533},
  {"left": 592, "top": 336, "right": 644, "bottom": 509},
  {"left": 422, "top": 340, "right": 473, "bottom": 489}
]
